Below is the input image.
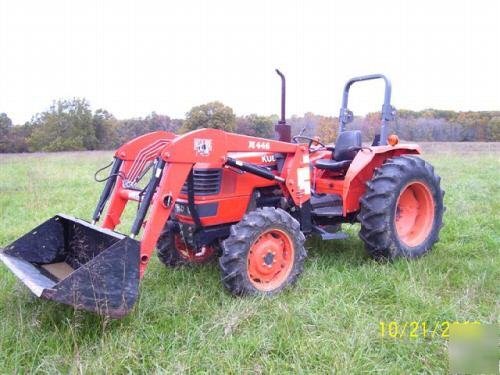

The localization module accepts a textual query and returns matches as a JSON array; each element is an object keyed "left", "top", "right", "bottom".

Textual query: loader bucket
[{"left": 0, "top": 214, "right": 140, "bottom": 318}]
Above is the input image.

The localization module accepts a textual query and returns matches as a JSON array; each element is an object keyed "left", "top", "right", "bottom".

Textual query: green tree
[
  {"left": 236, "top": 114, "right": 274, "bottom": 138},
  {"left": 490, "top": 117, "right": 500, "bottom": 141},
  {"left": 93, "top": 109, "right": 119, "bottom": 149},
  {"left": 0, "top": 113, "right": 13, "bottom": 152},
  {"left": 8, "top": 123, "right": 32, "bottom": 152},
  {"left": 28, "top": 98, "right": 97, "bottom": 151},
  {"left": 0, "top": 112, "right": 12, "bottom": 132},
  {"left": 115, "top": 112, "right": 180, "bottom": 145},
  {"left": 182, "top": 101, "right": 235, "bottom": 133}
]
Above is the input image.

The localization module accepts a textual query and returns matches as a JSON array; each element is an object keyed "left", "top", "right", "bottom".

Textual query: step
[
  {"left": 310, "top": 193, "right": 342, "bottom": 210},
  {"left": 312, "top": 225, "right": 348, "bottom": 240},
  {"left": 311, "top": 205, "right": 343, "bottom": 217}
]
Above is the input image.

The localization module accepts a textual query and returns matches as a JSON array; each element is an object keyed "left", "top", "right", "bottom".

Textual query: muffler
[{"left": 0, "top": 214, "right": 140, "bottom": 318}]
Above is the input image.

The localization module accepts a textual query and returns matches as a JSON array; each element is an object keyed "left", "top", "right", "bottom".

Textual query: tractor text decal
[
  {"left": 248, "top": 141, "right": 270, "bottom": 150},
  {"left": 261, "top": 154, "right": 276, "bottom": 163},
  {"left": 194, "top": 138, "right": 213, "bottom": 156}
]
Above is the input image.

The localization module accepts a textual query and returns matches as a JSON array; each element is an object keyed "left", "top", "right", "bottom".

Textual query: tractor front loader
[{"left": 0, "top": 71, "right": 444, "bottom": 318}]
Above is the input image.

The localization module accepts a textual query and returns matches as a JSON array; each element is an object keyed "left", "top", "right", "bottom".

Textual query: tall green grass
[{"left": 0, "top": 148, "right": 498, "bottom": 373}]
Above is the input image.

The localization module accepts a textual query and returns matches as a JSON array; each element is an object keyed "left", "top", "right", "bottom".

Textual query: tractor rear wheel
[
  {"left": 219, "top": 207, "right": 307, "bottom": 295},
  {"left": 157, "top": 224, "right": 216, "bottom": 267},
  {"left": 358, "top": 155, "right": 444, "bottom": 260}
]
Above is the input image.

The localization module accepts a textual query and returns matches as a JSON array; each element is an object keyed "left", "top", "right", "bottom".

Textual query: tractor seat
[
  {"left": 315, "top": 130, "right": 362, "bottom": 172},
  {"left": 315, "top": 159, "right": 352, "bottom": 172}
]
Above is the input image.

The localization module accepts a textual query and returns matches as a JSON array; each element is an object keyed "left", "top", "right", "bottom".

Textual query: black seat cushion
[
  {"left": 315, "top": 130, "right": 362, "bottom": 172},
  {"left": 334, "top": 130, "right": 362, "bottom": 161},
  {"left": 314, "top": 159, "right": 352, "bottom": 172}
]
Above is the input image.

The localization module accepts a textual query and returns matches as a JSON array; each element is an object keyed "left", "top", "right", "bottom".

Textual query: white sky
[{"left": 0, "top": 0, "right": 499, "bottom": 124}]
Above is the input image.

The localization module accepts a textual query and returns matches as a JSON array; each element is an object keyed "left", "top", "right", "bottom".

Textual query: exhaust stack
[{"left": 274, "top": 69, "right": 291, "bottom": 143}]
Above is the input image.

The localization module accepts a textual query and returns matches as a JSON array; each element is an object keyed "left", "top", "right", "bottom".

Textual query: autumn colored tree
[
  {"left": 316, "top": 116, "right": 338, "bottom": 143},
  {"left": 1, "top": 104, "right": 499, "bottom": 153}
]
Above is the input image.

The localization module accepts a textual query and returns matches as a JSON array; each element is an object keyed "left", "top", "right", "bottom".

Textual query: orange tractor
[{"left": 0, "top": 71, "right": 444, "bottom": 317}]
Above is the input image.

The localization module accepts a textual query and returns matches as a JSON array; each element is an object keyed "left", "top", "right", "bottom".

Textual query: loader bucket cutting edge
[{"left": 0, "top": 214, "right": 140, "bottom": 318}]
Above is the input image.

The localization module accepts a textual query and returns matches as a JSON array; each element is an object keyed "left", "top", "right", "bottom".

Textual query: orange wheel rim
[
  {"left": 247, "top": 229, "right": 294, "bottom": 291},
  {"left": 395, "top": 181, "right": 435, "bottom": 247}
]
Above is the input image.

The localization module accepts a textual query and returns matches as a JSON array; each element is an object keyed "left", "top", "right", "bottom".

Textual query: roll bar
[{"left": 338, "top": 74, "right": 396, "bottom": 145}]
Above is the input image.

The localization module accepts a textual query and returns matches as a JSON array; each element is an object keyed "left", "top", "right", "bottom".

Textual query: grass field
[{"left": 0, "top": 143, "right": 499, "bottom": 373}]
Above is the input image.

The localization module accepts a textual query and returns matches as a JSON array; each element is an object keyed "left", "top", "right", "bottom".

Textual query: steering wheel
[{"left": 291, "top": 135, "right": 326, "bottom": 149}]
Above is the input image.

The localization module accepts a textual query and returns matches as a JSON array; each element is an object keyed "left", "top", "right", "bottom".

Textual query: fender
[{"left": 342, "top": 144, "right": 421, "bottom": 215}]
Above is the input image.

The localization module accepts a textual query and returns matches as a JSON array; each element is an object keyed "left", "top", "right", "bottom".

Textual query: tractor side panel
[
  {"left": 175, "top": 196, "right": 251, "bottom": 226},
  {"left": 342, "top": 145, "right": 421, "bottom": 215},
  {"left": 176, "top": 162, "right": 278, "bottom": 226}
]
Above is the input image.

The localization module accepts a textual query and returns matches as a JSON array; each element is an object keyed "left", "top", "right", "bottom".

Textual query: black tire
[
  {"left": 358, "top": 155, "right": 444, "bottom": 260},
  {"left": 157, "top": 228, "right": 189, "bottom": 268},
  {"left": 157, "top": 224, "right": 216, "bottom": 268},
  {"left": 219, "top": 207, "right": 307, "bottom": 296}
]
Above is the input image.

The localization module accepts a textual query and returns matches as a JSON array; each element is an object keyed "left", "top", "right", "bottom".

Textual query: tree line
[{"left": 0, "top": 98, "right": 498, "bottom": 153}]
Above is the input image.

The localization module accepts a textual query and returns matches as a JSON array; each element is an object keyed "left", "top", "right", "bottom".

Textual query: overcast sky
[{"left": 0, "top": 0, "right": 499, "bottom": 124}]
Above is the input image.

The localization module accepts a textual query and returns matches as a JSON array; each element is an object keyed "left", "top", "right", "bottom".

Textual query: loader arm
[
  {"left": 113, "top": 128, "right": 312, "bottom": 277},
  {"left": 93, "top": 131, "right": 177, "bottom": 229}
]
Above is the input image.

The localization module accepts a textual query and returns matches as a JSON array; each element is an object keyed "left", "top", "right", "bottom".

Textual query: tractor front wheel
[
  {"left": 219, "top": 207, "right": 307, "bottom": 295},
  {"left": 358, "top": 155, "right": 444, "bottom": 260},
  {"left": 157, "top": 224, "right": 217, "bottom": 267}
]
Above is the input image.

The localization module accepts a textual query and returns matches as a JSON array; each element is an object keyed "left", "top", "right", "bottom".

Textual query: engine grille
[{"left": 181, "top": 168, "right": 222, "bottom": 196}]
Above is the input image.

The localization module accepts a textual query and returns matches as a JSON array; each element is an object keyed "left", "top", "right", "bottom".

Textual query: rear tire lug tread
[{"left": 358, "top": 155, "right": 444, "bottom": 260}]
